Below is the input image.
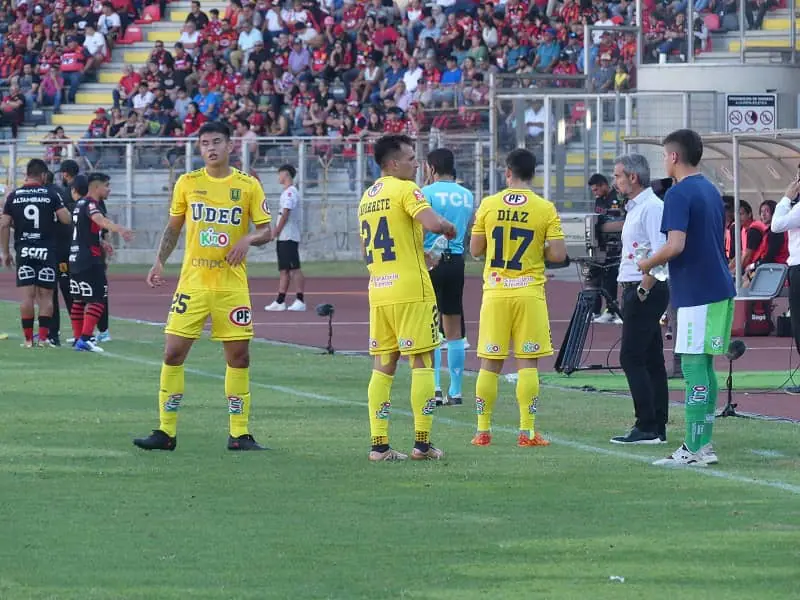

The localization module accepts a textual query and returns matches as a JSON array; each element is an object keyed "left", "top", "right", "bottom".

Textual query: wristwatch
[{"left": 637, "top": 285, "right": 649, "bottom": 299}]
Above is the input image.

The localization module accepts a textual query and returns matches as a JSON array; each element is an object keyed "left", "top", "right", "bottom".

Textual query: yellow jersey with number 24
[
  {"left": 472, "top": 187, "right": 564, "bottom": 298},
  {"left": 358, "top": 176, "right": 435, "bottom": 307},
  {"left": 171, "top": 167, "right": 271, "bottom": 292}
]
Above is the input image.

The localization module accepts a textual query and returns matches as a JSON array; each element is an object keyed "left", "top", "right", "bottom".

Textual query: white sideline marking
[{"left": 100, "top": 348, "right": 800, "bottom": 496}]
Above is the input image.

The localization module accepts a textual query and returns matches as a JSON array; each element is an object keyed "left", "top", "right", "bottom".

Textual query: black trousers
[
  {"left": 619, "top": 281, "right": 670, "bottom": 434},
  {"left": 789, "top": 266, "right": 800, "bottom": 355},
  {"left": 590, "top": 260, "right": 620, "bottom": 315},
  {"left": 51, "top": 269, "right": 73, "bottom": 339}
]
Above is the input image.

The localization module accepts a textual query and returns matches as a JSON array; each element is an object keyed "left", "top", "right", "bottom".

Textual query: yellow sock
[
  {"left": 516, "top": 368, "right": 540, "bottom": 437},
  {"left": 475, "top": 369, "right": 499, "bottom": 432},
  {"left": 368, "top": 370, "right": 394, "bottom": 445},
  {"left": 226, "top": 366, "right": 251, "bottom": 438},
  {"left": 158, "top": 364, "right": 184, "bottom": 437},
  {"left": 410, "top": 367, "right": 436, "bottom": 443}
]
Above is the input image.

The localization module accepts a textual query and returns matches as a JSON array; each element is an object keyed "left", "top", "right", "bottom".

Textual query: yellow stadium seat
[
  {"left": 76, "top": 92, "right": 113, "bottom": 105},
  {"left": 147, "top": 30, "right": 181, "bottom": 43},
  {"left": 99, "top": 71, "right": 124, "bottom": 84},
  {"left": 124, "top": 51, "right": 151, "bottom": 63},
  {"left": 51, "top": 113, "right": 95, "bottom": 126}
]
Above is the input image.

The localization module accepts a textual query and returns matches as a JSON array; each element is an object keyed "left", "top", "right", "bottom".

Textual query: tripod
[
  {"left": 320, "top": 312, "right": 334, "bottom": 355},
  {"left": 554, "top": 286, "right": 624, "bottom": 374},
  {"left": 716, "top": 342, "right": 750, "bottom": 419}
]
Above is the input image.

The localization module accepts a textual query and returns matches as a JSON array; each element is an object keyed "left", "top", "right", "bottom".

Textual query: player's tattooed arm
[{"left": 156, "top": 217, "right": 184, "bottom": 264}]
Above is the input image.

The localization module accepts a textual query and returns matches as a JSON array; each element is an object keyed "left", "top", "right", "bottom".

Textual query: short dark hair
[
  {"left": 374, "top": 134, "right": 414, "bottom": 169},
  {"left": 88, "top": 172, "right": 110, "bottom": 186},
  {"left": 760, "top": 199, "right": 777, "bottom": 215},
  {"left": 60, "top": 159, "right": 80, "bottom": 177},
  {"left": 26, "top": 159, "right": 49, "bottom": 179},
  {"left": 722, "top": 195, "right": 734, "bottom": 212},
  {"left": 71, "top": 175, "right": 89, "bottom": 197},
  {"left": 740, "top": 200, "right": 753, "bottom": 216},
  {"left": 663, "top": 128, "right": 703, "bottom": 167},
  {"left": 278, "top": 164, "right": 296, "bottom": 179},
  {"left": 506, "top": 148, "right": 536, "bottom": 181},
  {"left": 198, "top": 121, "right": 232, "bottom": 140},
  {"left": 587, "top": 173, "right": 608, "bottom": 187},
  {"left": 426, "top": 148, "right": 455, "bottom": 177}
]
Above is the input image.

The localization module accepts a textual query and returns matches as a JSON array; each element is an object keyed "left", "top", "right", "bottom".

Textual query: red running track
[{"left": 1, "top": 272, "right": 798, "bottom": 419}]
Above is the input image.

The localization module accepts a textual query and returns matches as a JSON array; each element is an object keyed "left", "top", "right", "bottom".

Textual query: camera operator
[
  {"left": 588, "top": 173, "right": 622, "bottom": 323},
  {"left": 608, "top": 154, "right": 670, "bottom": 445},
  {"left": 769, "top": 176, "right": 800, "bottom": 395}
]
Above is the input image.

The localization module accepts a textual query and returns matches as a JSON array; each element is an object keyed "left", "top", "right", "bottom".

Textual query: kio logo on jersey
[
  {"left": 529, "top": 396, "right": 538, "bottom": 415},
  {"left": 164, "top": 394, "right": 183, "bottom": 412},
  {"left": 484, "top": 343, "right": 500, "bottom": 354},
  {"left": 228, "top": 396, "right": 244, "bottom": 414},
  {"left": 199, "top": 227, "right": 230, "bottom": 248},
  {"left": 522, "top": 342, "right": 540, "bottom": 353},
  {"left": 475, "top": 397, "right": 485, "bottom": 415}
]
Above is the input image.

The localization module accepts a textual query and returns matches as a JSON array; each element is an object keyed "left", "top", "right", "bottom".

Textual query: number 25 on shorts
[
  {"left": 361, "top": 216, "right": 397, "bottom": 264},
  {"left": 171, "top": 293, "right": 191, "bottom": 314}
]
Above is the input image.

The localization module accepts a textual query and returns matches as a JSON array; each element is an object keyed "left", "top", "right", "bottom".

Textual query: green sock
[
  {"left": 702, "top": 355, "right": 717, "bottom": 447},
  {"left": 682, "top": 354, "right": 711, "bottom": 453}
]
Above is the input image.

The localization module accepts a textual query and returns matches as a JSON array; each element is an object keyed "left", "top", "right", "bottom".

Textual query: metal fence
[{"left": 487, "top": 86, "right": 722, "bottom": 210}]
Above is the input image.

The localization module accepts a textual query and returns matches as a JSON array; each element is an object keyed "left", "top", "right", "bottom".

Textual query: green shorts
[{"left": 675, "top": 298, "right": 734, "bottom": 355}]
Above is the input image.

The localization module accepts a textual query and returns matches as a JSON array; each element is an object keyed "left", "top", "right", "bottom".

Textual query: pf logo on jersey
[
  {"left": 229, "top": 306, "right": 252, "bottom": 326},
  {"left": 503, "top": 193, "right": 528, "bottom": 206},
  {"left": 367, "top": 182, "right": 384, "bottom": 197}
]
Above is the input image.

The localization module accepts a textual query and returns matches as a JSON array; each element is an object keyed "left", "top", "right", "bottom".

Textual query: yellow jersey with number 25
[
  {"left": 472, "top": 187, "right": 564, "bottom": 298},
  {"left": 170, "top": 167, "right": 271, "bottom": 292},
  {"left": 358, "top": 176, "right": 435, "bottom": 307}
]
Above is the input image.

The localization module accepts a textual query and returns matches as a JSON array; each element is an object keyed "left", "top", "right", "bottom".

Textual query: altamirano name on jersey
[{"left": 3, "top": 184, "right": 66, "bottom": 261}]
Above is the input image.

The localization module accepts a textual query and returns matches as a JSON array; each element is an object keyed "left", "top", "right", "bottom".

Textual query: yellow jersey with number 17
[
  {"left": 170, "top": 167, "right": 271, "bottom": 292},
  {"left": 358, "top": 176, "right": 436, "bottom": 307},
  {"left": 472, "top": 187, "right": 564, "bottom": 298}
]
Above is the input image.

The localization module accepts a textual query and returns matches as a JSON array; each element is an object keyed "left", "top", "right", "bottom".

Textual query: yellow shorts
[
  {"left": 477, "top": 295, "right": 553, "bottom": 360},
  {"left": 164, "top": 288, "right": 254, "bottom": 342},
  {"left": 369, "top": 300, "right": 439, "bottom": 356}
]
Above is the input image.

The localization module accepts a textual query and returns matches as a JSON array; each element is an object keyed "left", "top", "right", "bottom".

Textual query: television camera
[{"left": 554, "top": 177, "right": 674, "bottom": 374}]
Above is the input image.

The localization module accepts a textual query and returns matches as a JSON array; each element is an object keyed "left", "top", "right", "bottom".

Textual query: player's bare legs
[
  {"left": 408, "top": 350, "right": 444, "bottom": 460},
  {"left": 513, "top": 357, "right": 549, "bottom": 446},
  {"left": 473, "top": 356, "right": 549, "bottom": 447},
  {"left": 35, "top": 286, "right": 55, "bottom": 346},
  {"left": 439, "top": 314, "right": 465, "bottom": 405},
  {"left": 222, "top": 340, "right": 266, "bottom": 450},
  {"left": 368, "top": 351, "right": 405, "bottom": 461},
  {"left": 19, "top": 285, "right": 37, "bottom": 347}
]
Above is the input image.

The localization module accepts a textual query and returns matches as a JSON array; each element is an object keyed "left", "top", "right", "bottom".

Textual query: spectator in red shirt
[
  {"left": 0, "top": 45, "right": 22, "bottom": 86},
  {"left": 0, "top": 83, "right": 24, "bottom": 138},
  {"left": 60, "top": 37, "right": 87, "bottom": 104}
]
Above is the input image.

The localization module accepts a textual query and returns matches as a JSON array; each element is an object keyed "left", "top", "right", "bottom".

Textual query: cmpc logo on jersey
[
  {"left": 367, "top": 182, "right": 384, "bottom": 197},
  {"left": 199, "top": 227, "right": 230, "bottom": 248},
  {"left": 229, "top": 306, "right": 252, "bottom": 327},
  {"left": 503, "top": 193, "right": 528, "bottom": 206}
]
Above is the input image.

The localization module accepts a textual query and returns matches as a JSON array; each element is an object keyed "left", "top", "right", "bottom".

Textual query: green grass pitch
[{"left": 1, "top": 304, "right": 799, "bottom": 599}]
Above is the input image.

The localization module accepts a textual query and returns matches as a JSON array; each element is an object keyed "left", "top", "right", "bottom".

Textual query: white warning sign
[{"left": 726, "top": 94, "right": 777, "bottom": 133}]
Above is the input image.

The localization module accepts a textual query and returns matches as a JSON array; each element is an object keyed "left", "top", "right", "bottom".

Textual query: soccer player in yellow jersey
[
  {"left": 359, "top": 134, "right": 456, "bottom": 462},
  {"left": 469, "top": 149, "right": 567, "bottom": 447},
  {"left": 133, "top": 121, "right": 273, "bottom": 452}
]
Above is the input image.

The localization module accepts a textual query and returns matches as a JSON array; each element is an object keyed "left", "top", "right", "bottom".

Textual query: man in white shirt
[
  {"left": 609, "top": 154, "right": 671, "bottom": 445},
  {"left": 97, "top": 2, "right": 122, "bottom": 44},
  {"left": 265, "top": 164, "right": 306, "bottom": 312},
  {"left": 83, "top": 24, "right": 108, "bottom": 73},
  {"left": 768, "top": 176, "right": 800, "bottom": 394}
]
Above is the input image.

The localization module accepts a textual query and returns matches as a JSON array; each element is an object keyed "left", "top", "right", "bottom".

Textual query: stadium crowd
[{"left": 1, "top": 0, "right": 767, "bottom": 145}]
